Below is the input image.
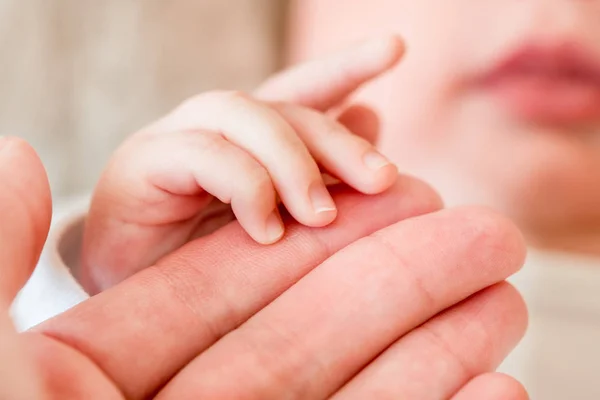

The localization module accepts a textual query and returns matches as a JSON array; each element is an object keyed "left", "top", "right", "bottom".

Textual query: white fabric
[{"left": 9, "top": 202, "right": 600, "bottom": 398}]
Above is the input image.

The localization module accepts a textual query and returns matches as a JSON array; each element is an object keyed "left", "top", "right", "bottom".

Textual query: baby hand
[{"left": 80, "top": 36, "right": 404, "bottom": 293}]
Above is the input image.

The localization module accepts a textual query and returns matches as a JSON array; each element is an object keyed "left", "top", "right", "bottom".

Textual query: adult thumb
[
  {"left": 0, "top": 137, "right": 51, "bottom": 399},
  {"left": 0, "top": 137, "right": 52, "bottom": 305}
]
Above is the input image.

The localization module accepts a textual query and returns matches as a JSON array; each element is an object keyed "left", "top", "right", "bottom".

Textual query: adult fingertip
[
  {"left": 484, "top": 282, "right": 529, "bottom": 360},
  {"left": 453, "top": 373, "right": 529, "bottom": 400},
  {"left": 0, "top": 135, "right": 52, "bottom": 241},
  {"left": 461, "top": 206, "right": 528, "bottom": 274},
  {"left": 490, "top": 374, "right": 529, "bottom": 400}
]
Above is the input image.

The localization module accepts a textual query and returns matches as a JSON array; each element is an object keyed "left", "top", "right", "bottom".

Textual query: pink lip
[{"left": 480, "top": 43, "right": 600, "bottom": 124}]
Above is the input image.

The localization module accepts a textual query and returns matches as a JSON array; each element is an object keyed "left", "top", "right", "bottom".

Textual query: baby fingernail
[
  {"left": 363, "top": 150, "right": 391, "bottom": 170},
  {"left": 309, "top": 183, "right": 337, "bottom": 214},
  {"left": 265, "top": 211, "right": 284, "bottom": 243}
]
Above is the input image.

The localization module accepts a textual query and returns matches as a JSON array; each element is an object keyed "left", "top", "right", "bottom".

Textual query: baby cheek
[{"left": 370, "top": 92, "right": 454, "bottom": 163}]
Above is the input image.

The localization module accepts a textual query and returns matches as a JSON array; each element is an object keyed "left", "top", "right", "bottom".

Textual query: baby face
[{"left": 290, "top": 0, "right": 600, "bottom": 240}]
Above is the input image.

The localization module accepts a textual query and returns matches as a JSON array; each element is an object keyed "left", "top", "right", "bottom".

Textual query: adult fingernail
[
  {"left": 363, "top": 150, "right": 391, "bottom": 170},
  {"left": 265, "top": 210, "right": 284, "bottom": 243},
  {"left": 309, "top": 182, "right": 337, "bottom": 214}
]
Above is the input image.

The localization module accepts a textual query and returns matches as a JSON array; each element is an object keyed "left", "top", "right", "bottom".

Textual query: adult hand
[
  {"left": 1, "top": 136, "right": 528, "bottom": 399},
  {"left": 1, "top": 36, "right": 528, "bottom": 399}
]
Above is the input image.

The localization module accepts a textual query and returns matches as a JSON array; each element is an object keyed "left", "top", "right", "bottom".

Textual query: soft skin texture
[{"left": 1, "top": 136, "right": 527, "bottom": 399}]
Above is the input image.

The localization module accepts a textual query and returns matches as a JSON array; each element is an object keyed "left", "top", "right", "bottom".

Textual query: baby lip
[
  {"left": 483, "top": 43, "right": 600, "bottom": 87},
  {"left": 478, "top": 42, "right": 600, "bottom": 124}
]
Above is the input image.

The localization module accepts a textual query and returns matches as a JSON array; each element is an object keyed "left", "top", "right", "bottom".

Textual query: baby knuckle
[
  {"left": 194, "top": 132, "right": 229, "bottom": 157},
  {"left": 179, "top": 90, "right": 250, "bottom": 111},
  {"left": 209, "top": 90, "right": 252, "bottom": 107},
  {"left": 179, "top": 93, "right": 209, "bottom": 111},
  {"left": 239, "top": 165, "right": 273, "bottom": 197}
]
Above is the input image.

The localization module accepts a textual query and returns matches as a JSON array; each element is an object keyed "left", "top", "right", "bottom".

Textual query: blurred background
[{"left": 0, "top": 0, "right": 288, "bottom": 199}]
